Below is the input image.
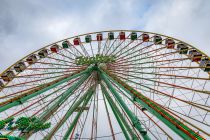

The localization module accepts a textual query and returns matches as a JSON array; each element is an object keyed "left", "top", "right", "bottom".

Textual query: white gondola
[
  {"left": 1, "top": 70, "right": 15, "bottom": 82},
  {"left": 26, "top": 54, "right": 37, "bottom": 65},
  {"left": 14, "top": 62, "right": 26, "bottom": 72},
  {"left": 38, "top": 49, "right": 48, "bottom": 58},
  {"left": 200, "top": 58, "right": 210, "bottom": 72},
  {"left": 177, "top": 43, "right": 188, "bottom": 54}
]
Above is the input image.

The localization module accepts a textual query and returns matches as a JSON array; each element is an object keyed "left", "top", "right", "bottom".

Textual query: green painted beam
[
  {"left": 62, "top": 87, "right": 95, "bottom": 140},
  {"left": 44, "top": 86, "right": 95, "bottom": 140},
  {"left": 101, "top": 83, "right": 138, "bottom": 140},
  {"left": 103, "top": 89, "right": 130, "bottom": 140},
  {"left": 20, "top": 72, "right": 92, "bottom": 139},
  {"left": 39, "top": 74, "right": 91, "bottom": 121},
  {"left": 99, "top": 71, "right": 150, "bottom": 140},
  {"left": 0, "top": 67, "right": 93, "bottom": 113},
  {"left": 99, "top": 68, "right": 205, "bottom": 140}
]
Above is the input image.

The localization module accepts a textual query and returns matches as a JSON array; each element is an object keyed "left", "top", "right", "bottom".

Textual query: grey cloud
[
  {"left": 142, "top": 0, "right": 210, "bottom": 56},
  {"left": 0, "top": 0, "right": 210, "bottom": 72}
]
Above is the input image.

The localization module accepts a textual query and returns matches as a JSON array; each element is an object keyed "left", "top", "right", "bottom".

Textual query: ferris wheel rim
[{"left": 1, "top": 29, "right": 209, "bottom": 77}]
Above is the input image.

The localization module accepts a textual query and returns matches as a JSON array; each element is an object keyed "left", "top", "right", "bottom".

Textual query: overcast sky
[{"left": 0, "top": 0, "right": 210, "bottom": 72}]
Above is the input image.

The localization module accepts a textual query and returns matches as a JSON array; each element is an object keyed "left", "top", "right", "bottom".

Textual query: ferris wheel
[{"left": 0, "top": 30, "right": 209, "bottom": 140}]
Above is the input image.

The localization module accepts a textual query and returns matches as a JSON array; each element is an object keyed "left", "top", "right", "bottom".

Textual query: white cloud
[
  {"left": 142, "top": 0, "right": 210, "bottom": 56},
  {"left": 0, "top": 0, "right": 145, "bottom": 72}
]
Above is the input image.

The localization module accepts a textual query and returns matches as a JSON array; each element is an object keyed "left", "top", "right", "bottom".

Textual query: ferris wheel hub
[{"left": 75, "top": 54, "right": 116, "bottom": 65}]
